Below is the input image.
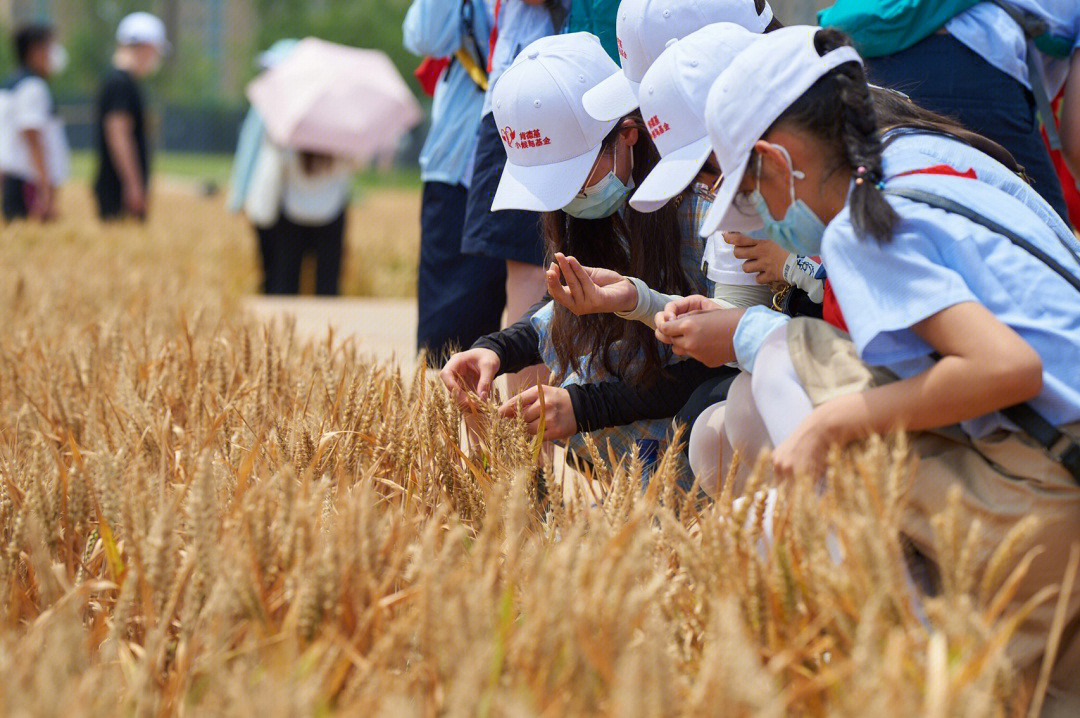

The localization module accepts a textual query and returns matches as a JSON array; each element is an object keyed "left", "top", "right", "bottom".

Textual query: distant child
[
  {"left": 0, "top": 23, "right": 69, "bottom": 221},
  {"left": 94, "top": 12, "right": 168, "bottom": 221}
]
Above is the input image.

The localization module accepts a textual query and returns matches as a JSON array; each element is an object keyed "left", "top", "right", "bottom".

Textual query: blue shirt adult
[
  {"left": 946, "top": 0, "right": 1080, "bottom": 93},
  {"left": 404, "top": 0, "right": 493, "bottom": 185}
]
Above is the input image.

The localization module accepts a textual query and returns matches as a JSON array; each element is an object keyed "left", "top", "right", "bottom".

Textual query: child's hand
[
  {"left": 653, "top": 294, "right": 720, "bottom": 329},
  {"left": 441, "top": 348, "right": 501, "bottom": 407},
  {"left": 546, "top": 253, "right": 637, "bottom": 315},
  {"left": 654, "top": 304, "right": 744, "bottom": 368},
  {"left": 726, "top": 233, "right": 789, "bottom": 285},
  {"left": 499, "top": 385, "right": 577, "bottom": 440}
]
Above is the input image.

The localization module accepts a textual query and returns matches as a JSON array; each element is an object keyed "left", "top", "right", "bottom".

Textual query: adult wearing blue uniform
[
  {"left": 460, "top": 0, "right": 570, "bottom": 380},
  {"left": 404, "top": 0, "right": 508, "bottom": 364}
]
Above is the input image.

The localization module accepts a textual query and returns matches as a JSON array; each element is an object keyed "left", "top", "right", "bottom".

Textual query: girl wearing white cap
[
  {"left": 441, "top": 31, "right": 722, "bottom": 477},
  {"left": 656, "top": 25, "right": 1080, "bottom": 703}
]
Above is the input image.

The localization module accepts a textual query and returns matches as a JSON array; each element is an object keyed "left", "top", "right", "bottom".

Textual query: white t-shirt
[
  {"left": 0, "top": 73, "right": 69, "bottom": 184},
  {"left": 281, "top": 151, "right": 354, "bottom": 226}
]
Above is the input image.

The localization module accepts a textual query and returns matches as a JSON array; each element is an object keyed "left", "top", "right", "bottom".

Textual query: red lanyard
[{"left": 487, "top": 0, "right": 502, "bottom": 73}]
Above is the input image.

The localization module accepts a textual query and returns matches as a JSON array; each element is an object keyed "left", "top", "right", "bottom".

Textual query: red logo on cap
[
  {"left": 505, "top": 127, "right": 551, "bottom": 150},
  {"left": 617, "top": 37, "right": 627, "bottom": 60},
  {"left": 647, "top": 115, "right": 671, "bottom": 139}
]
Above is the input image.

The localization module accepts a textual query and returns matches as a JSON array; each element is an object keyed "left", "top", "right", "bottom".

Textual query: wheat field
[{"left": 0, "top": 182, "right": 1051, "bottom": 716}]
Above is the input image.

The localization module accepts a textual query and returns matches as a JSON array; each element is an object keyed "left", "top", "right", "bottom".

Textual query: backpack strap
[
  {"left": 885, "top": 186, "right": 1080, "bottom": 485},
  {"left": 990, "top": 0, "right": 1071, "bottom": 149}
]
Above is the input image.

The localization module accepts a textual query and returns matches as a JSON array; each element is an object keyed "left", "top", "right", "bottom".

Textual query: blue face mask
[
  {"left": 564, "top": 147, "right": 634, "bottom": 220},
  {"left": 747, "top": 143, "right": 826, "bottom": 256}
]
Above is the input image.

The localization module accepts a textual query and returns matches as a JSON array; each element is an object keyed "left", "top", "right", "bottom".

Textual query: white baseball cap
[
  {"left": 116, "top": 12, "right": 170, "bottom": 54},
  {"left": 699, "top": 26, "right": 863, "bottom": 237},
  {"left": 491, "top": 33, "right": 621, "bottom": 213},
  {"left": 630, "top": 23, "right": 759, "bottom": 213},
  {"left": 582, "top": 0, "right": 773, "bottom": 122}
]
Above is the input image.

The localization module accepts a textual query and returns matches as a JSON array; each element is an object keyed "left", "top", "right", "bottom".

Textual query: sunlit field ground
[
  {"left": 0, "top": 177, "right": 1054, "bottom": 716},
  {"left": 64, "top": 153, "right": 422, "bottom": 298}
]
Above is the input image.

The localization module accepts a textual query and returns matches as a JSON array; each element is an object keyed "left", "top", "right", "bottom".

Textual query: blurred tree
[{"left": 250, "top": 0, "right": 419, "bottom": 96}]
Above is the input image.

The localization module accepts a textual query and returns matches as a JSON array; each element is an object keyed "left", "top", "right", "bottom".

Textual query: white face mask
[{"left": 48, "top": 44, "right": 68, "bottom": 75}]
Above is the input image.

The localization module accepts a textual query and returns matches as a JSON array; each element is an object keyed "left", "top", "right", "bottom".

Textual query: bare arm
[
  {"left": 1060, "top": 49, "right": 1080, "bottom": 184},
  {"left": 773, "top": 302, "right": 1043, "bottom": 476},
  {"left": 104, "top": 112, "right": 142, "bottom": 190}
]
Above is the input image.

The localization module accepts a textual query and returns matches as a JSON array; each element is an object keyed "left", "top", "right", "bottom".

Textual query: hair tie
[{"left": 876, "top": 181, "right": 885, "bottom": 190}]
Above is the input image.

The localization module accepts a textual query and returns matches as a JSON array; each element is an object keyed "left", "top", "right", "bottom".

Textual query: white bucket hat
[
  {"left": 629, "top": 22, "right": 759, "bottom": 213},
  {"left": 491, "top": 33, "right": 621, "bottom": 213},
  {"left": 582, "top": 0, "right": 773, "bottom": 122},
  {"left": 699, "top": 25, "right": 863, "bottom": 237},
  {"left": 116, "top": 12, "right": 171, "bottom": 54}
]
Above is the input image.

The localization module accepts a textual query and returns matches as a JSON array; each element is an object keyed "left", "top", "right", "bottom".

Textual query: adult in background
[
  {"left": 821, "top": 0, "right": 1080, "bottom": 226},
  {"left": 0, "top": 23, "right": 69, "bottom": 222},
  {"left": 404, "top": 0, "right": 508, "bottom": 365},
  {"left": 459, "top": 0, "right": 569, "bottom": 395},
  {"left": 94, "top": 12, "right": 169, "bottom": 221},
  {"left": 243, "top": 142, "right": 354, "bottom": 296},
  {"left": 227, "top": 39, "right": 298, "bottom": 293}
]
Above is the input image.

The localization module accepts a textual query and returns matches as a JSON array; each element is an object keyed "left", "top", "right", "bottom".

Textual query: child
[{"left": 659, "top": 26, "right": 1080, "bottom": 705}]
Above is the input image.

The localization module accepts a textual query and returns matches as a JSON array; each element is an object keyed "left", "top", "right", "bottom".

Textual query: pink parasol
[{"left": 247, "top": 37, "right": 422, "bottom": 162}]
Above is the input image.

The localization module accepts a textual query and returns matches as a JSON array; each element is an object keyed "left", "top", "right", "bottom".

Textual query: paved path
[{"left": 244, "top": 296, "right": 418, "bottom": 366}]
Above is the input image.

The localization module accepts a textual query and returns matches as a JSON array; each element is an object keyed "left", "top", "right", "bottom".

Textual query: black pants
[
  {"left": 460, "top": 113, "right": 545, "bottom": 266},
  {"left": 418, "top": 182, "right": 507, "bottom": 366},
  {"left": 675, "top": 371, "right": 738, "bottom": 465},
  {"left": 255, "top": 225, "right": 273, "bottom": 294},
  {"left": 866, "top": 34, "right": 1071, "bottom": 226},
  {"left": 263, "top": 211, "right": 345, "bottom": 296},
  {"left": 1, "top": 175, "right": 29, "bottom": 220}
]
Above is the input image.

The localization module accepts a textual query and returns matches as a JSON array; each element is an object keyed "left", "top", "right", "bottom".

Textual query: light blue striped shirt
[{"left": 404, "top": 0, "right": 493, "bottom": 186}]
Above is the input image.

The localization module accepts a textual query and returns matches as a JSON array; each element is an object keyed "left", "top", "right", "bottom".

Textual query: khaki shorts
[{"left": 787, "top": 317, "right": 1080, "bottom": 708}]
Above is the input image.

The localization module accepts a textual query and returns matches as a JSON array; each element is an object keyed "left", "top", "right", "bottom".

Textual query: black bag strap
[{"left": 884, "top": 186, "right": 1080, "bottom": 484}]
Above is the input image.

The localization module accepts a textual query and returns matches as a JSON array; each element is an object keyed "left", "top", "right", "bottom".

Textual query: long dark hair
[
  {"left": 544, "top": 114, "right": 692, "bottom": 387},
  {"left": 870, "top": 86, "right": 1027, "bottom": 179},
  {"left": 768, "top": 29, "right": 899, "bottom": 242}
]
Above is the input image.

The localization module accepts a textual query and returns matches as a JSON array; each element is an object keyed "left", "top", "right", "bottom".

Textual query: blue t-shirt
[
  {"left": 404, "top": 0, "right": 493, "bottom": 185},
  {"left": 883, "top": 129, "right": 1079, "bottom": 255},
  {"left": 946, "top": 1, "right": 1080, "bottom": 91},
  {"left": 822, "top": 167, "right": 1080, "bottom": 437}
]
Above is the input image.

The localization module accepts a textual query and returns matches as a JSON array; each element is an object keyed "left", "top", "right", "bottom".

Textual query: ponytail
[{"left": 770, "top": 29, "right": 899, "bottom": 242}]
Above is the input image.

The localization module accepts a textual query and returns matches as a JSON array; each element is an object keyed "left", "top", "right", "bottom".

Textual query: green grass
[{"left": 68, "top": 151, "right": 423, "bottom": 193}]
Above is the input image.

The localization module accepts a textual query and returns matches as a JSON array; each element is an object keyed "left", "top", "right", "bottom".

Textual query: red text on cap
[
  {"left": 647, "top": 115, "right": 670, "bottom": 139},
  {"left": 503, "top": 126, "right": 551, "bottom": 150}
]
